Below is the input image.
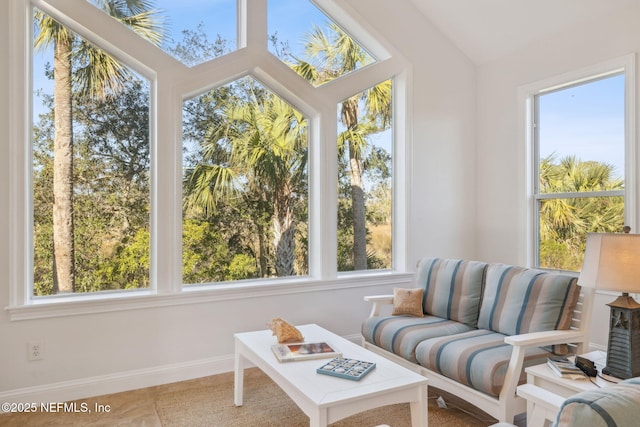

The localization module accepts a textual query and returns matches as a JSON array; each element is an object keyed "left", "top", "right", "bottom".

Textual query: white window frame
[
  {"left": 7, "top": 0, "right": 413, "bottom": 319},
  {"left": 519, "top": 54, "right": 637, "bottom": 269}
]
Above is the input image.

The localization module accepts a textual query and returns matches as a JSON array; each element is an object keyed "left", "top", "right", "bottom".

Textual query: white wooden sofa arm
[
  {"left": 499, "top": 329, "right": 587, "bottom": 410},
  {"left": 505, "top": 330, "right": 587, "bottom": 348},
  {"left": 516, "top": 383, "right": 565, "bottom": 427},
  {"left": 517, "top": 383, "right": 565, "bottom": 407},
  {"left": 363, "top": 295, "right": 394, "bottom": 317}
]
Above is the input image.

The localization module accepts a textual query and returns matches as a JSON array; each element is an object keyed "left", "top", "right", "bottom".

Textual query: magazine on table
[
  {"left": 271, "top": 342, "right": 341, "bottom": 362},
  {"left": 547, "top": 356, "right": 585, "bottom": 379}
]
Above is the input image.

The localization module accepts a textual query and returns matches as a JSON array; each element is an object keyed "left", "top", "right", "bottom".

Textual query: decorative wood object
[
  {"left": 267, "top": 317, "right": 304, "bottom": 343},
  {"left": 603, "top": 295, "right": 640, "bottom": 378}
]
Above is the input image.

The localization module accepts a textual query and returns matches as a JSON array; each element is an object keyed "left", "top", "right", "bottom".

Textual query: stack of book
[{"left": 547, "top": 356, "right": 585, "bottom": 379}]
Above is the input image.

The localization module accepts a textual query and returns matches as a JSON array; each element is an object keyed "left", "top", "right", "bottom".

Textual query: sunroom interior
[{"left": 1, "top": 0, "right": 640, "bottom": 409}]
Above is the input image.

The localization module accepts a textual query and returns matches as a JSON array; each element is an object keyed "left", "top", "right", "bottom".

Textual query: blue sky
[
  {"left": 155, "top": 0, "right": 236, "bottom": 53},
  {"left": 33, "top": 2, "right": 625, "bottom": 180},
  {"left": 33, "top": 1, "right": 329, "bottom": 112},
  {"left": 538, "top": 74, "right": 625, "bottom": 180},
  {"left": 155, "top": 0, "right": 328, "bottom": 60}
]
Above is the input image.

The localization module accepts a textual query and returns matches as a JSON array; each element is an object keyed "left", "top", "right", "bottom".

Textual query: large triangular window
[
  {"left": 85, "top": 0, "right": 238, "bottom": 66},
  {"left": 268, "top": 0, "right": 376, "bottom": 86}
]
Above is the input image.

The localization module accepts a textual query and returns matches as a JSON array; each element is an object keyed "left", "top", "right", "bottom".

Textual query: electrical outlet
[{"left": 28, "top": 341, "right": 43, "bottom": 361}]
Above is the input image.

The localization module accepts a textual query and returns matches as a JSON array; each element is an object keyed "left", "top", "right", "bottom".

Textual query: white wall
[
  {"left": 476, "top": 1, "right": 640, "bottom": 348},
  {"left": 350, "top": 0, "right": 478, "bottom": 262},
  {"left": 0, "top": 0, "right": 476, "bottom": 402}
]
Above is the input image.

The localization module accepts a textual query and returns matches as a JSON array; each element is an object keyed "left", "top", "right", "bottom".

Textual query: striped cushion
[
  {"left": 361, "top": 315, "right": 474, "bottom": 363},
  {"left": 553, "top": 377, "right": 640, "bottom": 427},
  {"left": 477, "top": 264, "right": 580, "bottom": 337},
  {"left": 414, "top": 329, "right": 553, "bottom": 397},
  {"left": 417, "top": 258, "right": 487, "bottom": 327}
]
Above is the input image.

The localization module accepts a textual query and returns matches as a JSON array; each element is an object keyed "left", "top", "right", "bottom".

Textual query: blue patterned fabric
[
  {"left": 477, "top": 264, "right": 580, "bottom": 337},
  {"left": 361, "top": 315, "right": 474, "bottom": 363},
  {"left": 414, "top": 329, "right": 553, "bottom": 397},
  {"left": 416, "top": 258, "right": 487, "bottom": 327},
  {"left": 553, "top": 377, "right": 640, "bottom": 427},
  {"left": 362, "top": 258, "right": 586, "bottom": 401}
]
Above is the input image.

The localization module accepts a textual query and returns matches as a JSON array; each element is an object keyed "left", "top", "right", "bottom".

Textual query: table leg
[
  {"left": 528, "top": 405, "right": 549, "bottom": 427},
  {"left": 234, "top": 341, "right": 244, "bottom": 406},
  {"left": 526, "top": 400, "right": 534, "bottom": 426},
  {"left": 409, "top": 384, "right": 428, "bottom": 427},
  {"left": 310, "top": 407, "right": 328, "bottom": 427}
]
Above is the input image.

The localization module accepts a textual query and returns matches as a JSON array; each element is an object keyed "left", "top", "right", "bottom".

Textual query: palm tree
[
  {"left": 33, "top": 0, "right": 164, "bottom": 293},
  {"left": 184, "top": 85, "right": 308, "bottom": 277},
  {"left": 538, "top": 155, "right": 624, "bottom": 270},
  {"left": 293, "top": 23, "right": 392, "bottom": 270}
]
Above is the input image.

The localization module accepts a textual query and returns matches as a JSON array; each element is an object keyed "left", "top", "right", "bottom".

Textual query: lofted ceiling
[{"left": 409, "top": 0, "right": 639, "bottom": 64}]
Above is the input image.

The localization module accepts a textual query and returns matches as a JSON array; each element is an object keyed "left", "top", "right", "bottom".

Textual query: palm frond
[
  {"left": 33, "top": 10, "right": 74, "bottom": 51},
  {"left": 73, "top": 47, "right": 130, "bottom": 99},
  {"left": 183, "top": 164, "right": 238, "bottom": 215},
  {"left": 290, "top": 60, "right": 319, "bottom": 83}
]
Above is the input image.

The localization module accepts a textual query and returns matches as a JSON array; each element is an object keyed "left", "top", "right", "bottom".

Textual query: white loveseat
[{"left": 362, "top": 257, "right": 595, "bottom": 423}]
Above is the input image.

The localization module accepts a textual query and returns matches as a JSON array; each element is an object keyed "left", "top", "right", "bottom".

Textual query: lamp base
[{"left": 604, "top": 293, "right": 640, "bottom": 379}]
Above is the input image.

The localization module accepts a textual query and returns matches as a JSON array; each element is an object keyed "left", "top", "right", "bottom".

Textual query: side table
[{"left": 517, "top": 351, "right": 615, "bottom": 427}]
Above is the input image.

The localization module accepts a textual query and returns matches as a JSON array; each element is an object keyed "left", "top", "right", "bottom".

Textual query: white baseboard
[
  {"left": 0, "top": 333, "right": 363, "bottom": 410},
  {"left": 588, "top": 342, "right": 607, "bottom": 352},
  {"left": 0, "top": 354, "right": 235, "bottom": 409}
]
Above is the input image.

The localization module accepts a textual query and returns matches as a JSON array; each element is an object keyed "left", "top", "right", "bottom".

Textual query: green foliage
[
  {"left": 32, "top": 6, "right": 622, "bottom": 290},
  {"left": 291, "top": 20, "right": 393, "bottom": 272},
  {"left": 182, "top": 219, "right": 233, "bottom": 283},
  {"left": 538, "top": 155, "right": 624, "bottom": 271},
  {"left": 118, "top": 228, "right": 151, "bottom": 289},
  {"left": 228, "top": 254, "right": 259, "bottom": 280},
  {"left": 31, "top": 5, "right": 395, "bottom": 290},
  {"left": 32, "top": 0, "right": 163, "bottom": 295},
  {"left": 540, "top": 239, "right": 582, "bottom": 272},
  {"left": 182, "top": 77, "right": 309, "bottom": 282},
  {"left": 32, "top": 77, "right": 151, "bottom": 295}
]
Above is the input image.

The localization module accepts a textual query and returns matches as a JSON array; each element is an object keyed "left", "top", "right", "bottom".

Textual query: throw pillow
[
  {"left": 477, "top": 264, "right": 580, "bottom": 354},
  {"left": 392, "top": 288, "right": 424, "bottom": 317},
  {"left": 416, "top": 258, "right": 487, "bottom": 327}
]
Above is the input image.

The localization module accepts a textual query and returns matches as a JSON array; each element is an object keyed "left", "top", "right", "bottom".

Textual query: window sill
[{"left": 5, "top": 272, "right": 413, "bottom": 321}]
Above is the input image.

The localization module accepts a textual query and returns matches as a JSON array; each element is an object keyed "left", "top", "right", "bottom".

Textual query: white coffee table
[{"left": 234, "top": 323, "right": 428, "bottom": 427}]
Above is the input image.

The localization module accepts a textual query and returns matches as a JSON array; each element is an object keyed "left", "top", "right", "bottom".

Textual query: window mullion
[
  {"left": 535, "top": 190, "right": 625, "bottom": 200},
  {"left": 9, "top": 0, "right": 31, "bottom": 306},
  {"left": 532, "top": 93, "right": 541, "bottom": 267}
]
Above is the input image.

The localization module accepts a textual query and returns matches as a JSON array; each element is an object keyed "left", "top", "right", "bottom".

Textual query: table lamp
[{"left": 578, "top": 230, "right": 640, "bottom": 379}]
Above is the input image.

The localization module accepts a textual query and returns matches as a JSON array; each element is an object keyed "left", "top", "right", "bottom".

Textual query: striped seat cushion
[
  {"left": 414, "top": 329, "right": 553, "bottom": 397},
  {"left": 416, "top": 258, "right": 487, "bottom": 327},
  {"left": 477, "top": 264, "right": 580, "bottom": 354},
  {"left": 554, "top": 377, "right": 640, "bottom": 427},
  {"left": 361, "top": 315, "right": 474, "bottom": 363}
]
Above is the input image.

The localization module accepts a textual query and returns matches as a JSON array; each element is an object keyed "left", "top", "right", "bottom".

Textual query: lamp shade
[{"left": 578, "top": 233, "right": 640, "bottom": 293}]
